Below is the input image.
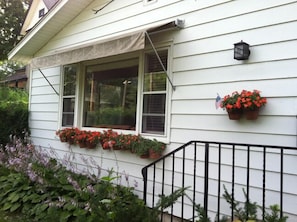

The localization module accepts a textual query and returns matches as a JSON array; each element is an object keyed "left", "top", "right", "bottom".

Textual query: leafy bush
[
  {"left": 0, "top": 87, "right": 29, "bottom": 145},
  {"left": 222, "top": 185, "right": 288, "bottom": 222},
  {"left": 0, "top": 142, "right": 159, "bottom": 222}
]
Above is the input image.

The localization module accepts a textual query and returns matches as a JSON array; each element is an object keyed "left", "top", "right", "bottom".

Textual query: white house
[
  {"left": 9, "top": 0, "right": 297, "bottom": 220},
  {"left": 20, "top": 0, "right": 58, "bottom": 36}
]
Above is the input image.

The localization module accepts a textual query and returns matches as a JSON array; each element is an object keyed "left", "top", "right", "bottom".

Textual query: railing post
[
  {"left": 280, "top": 148, "right": 284, "bottom": 218},
  {"left": 204, "top": 143, "right": 209, "bottom": 218},
  {"left": 142, "top": 167, "right": 148, "bottom": 204}
]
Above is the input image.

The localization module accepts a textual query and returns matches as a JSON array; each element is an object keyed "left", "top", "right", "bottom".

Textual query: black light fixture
[{"left": 234, "top": 40, "right": 250, "bottom": 60}]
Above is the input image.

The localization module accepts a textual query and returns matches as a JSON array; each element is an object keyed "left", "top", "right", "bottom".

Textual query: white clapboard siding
[
  {"left": 173, "top": 59, "right": 297, "bottom": 86},
  {"left": 172, "top": 78, "right": 297, "bottom": 100},
  {"left": 29, "top": 67, "right": 61, "bottom": 144},
  {"left": 172, "top": 98, "right": 297, "bottom": 116},
  {"left": 170, "top": 128, "right": 297, "bottom": 147},
  {"left": 24, "top": 0, "right": 297, "bottom": 220}
]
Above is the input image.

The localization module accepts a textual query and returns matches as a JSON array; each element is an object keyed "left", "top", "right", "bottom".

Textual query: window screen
[
  {"left": 62, "top": 65, "right": 77, "bottom": 127},
  {"left": 142, "top": 50, "right": 167, "bottom": 134}
]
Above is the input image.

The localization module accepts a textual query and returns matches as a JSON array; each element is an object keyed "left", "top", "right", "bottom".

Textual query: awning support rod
[
  {"left": 145, "top": 31, "right": 175, "bottom": 91},
  {"left": 38, "top": 68, "right": 59, "bottom": 96}
]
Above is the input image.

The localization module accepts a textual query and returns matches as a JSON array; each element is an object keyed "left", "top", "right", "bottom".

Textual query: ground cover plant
[{"left": 0, "top": 141, "right": 159, "bottom": 222}]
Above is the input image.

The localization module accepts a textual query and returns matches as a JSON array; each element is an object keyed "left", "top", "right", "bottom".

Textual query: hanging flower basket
[
  {"left": 244, "top": 109, "right": 259, "bottom": 120},
  {"left": 227, "top": 109, "right": 243, "bottom": 120},
  {"left": 241, "top": 90, "right": 266, "bottom": 120},
  {"left": 221, "top": 90, "right": 266, "bottom": 120}
]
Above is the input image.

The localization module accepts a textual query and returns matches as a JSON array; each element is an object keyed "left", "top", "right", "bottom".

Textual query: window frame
[
  {"left": 39, "top": 8, "right": 45, "bottom": 18},
  {"left": 60, "top": 44, "right": 172, "bottom": 142},
  {"left": 59, "top": 64, "right": 80, "bottom": 128},
  {"left": 140, "top": 49, "right": 168, "bottom": 136},
  {"left": 82, "top": 56, "right": 139, "bottom": 130}
]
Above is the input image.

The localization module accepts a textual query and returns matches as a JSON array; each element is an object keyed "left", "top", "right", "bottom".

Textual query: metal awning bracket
[
  {"left": 145, "top": 31, "right": 176, "bottom": 91},
  {"left": 38, "top": 68, "right": 59, "bottom": 96}
]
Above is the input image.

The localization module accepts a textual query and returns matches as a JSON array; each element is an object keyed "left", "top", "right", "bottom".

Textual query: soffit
[{"left": 8, "top": 0, "right": 94, "bottom": 63}]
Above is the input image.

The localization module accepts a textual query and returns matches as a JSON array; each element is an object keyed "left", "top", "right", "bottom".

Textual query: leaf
[
  {"left": 10, "top": 202, "right": 21, "bottom": 212},
  {"left": 63, "top": 185, "right": 75, "bottom": 191},
  {"left": 2, "top": 202, "right": 12, "bottom": 211},
  {"left": 39, "top": 204, "right": 48, "bottom": 212},
  {"left": 27, "top": 193, "right": 42, "bottom": 203},
  {"left": 80, "top": 191, "right": 90, "bottom": 201},
  {"left": 34, "top": 204, "right": 48, "bottom": 215},
  {"left": 100, "top": 199, "right": 111, "bottom": 204},
  {"left": 8, "top": 192, "right": 20, "bottom": 203},
  {"left": 73, "top": 208, "right": 87, "bottom": 216},
  {"left": 60, "top": 211, "right": 72, "bottom": 221},
  {"left": 63, "top": 203, "right": 76, "bottom": 211}
]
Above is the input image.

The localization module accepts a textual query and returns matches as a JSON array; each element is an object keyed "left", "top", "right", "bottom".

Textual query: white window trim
[
  {"left": 139, "top": 46, "right": 172, "bottom": 142},
  {"left": 58, "top": 64, "right": 80, "bottom": 128},
  {"left": 78, "top": 52, "right": 141, "bottom": 134}
]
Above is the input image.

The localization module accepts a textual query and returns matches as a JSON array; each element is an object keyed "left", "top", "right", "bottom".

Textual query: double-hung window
[
  {"left": 61, "top": 49, "right": 169, "bottom": 137},
  {"left": 142, "top": 50, "right": 167, "bottom": 135},
  {"left": 61, "top": 65, "right": 77, "bottom": 127}
]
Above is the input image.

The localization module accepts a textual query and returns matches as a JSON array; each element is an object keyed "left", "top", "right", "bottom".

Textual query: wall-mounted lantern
[{"left": 234, "top": 41, "right": 250, "bottom": 60}]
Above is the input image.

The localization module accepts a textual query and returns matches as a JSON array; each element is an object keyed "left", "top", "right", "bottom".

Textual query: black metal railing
[{"left": 142, "top": 141, "right": 297, "bottom": 222}]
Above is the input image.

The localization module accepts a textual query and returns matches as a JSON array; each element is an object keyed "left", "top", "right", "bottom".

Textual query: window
[
  {"left": 62, "top": 65, "right": 77, "bottom": 127},
  {"left": 61, "top": 49, "right": 169, "bottom": 136},
  {"left": 39, "top": 8, "right": 45, "bottom": 18},
  {"left": 142, "top": 51, "right": 167, "bottom": 134},
  {"left": 83, "top": 59, "right": 138, "bottom": 130}
]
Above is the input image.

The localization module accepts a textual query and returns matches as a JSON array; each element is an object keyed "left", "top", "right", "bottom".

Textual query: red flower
[{"left": 221, "top": 89, "right": 267, "bottom": 111}]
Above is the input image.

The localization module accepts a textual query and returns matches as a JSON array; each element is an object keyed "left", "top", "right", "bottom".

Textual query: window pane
[
  {"left": 142, "top": 116, "right": 165, "bottom": 134},
  {"left": 83, "top": 61, "right": 138, "bottom": 130},
  {"left": 143, "top": 72, "right": 166, "bottom": 92},
  {"left": 62, "top": 114, "right": 74, "bottom": 127},
  {"left": 64, "top": 66, "right": 77, "bottom": 96},
  {"left": 62, "top": 98, "right": 75, "bottom": 127},
  {"left": 62, "top": 98, "right": 75, "bottom": 126},
  {"left": 145, "top": 51, "right": 167, "bottom": 73},
  {"left": 63, "top": 98, "right": 75, "bottom": 112},
  {"left": 143, "top": 94, "right": 166, "bottom": 114}
]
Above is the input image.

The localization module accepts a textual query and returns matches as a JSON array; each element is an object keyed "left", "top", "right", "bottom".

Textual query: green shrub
[{"left": 0, "top": 87, "right": 29, "bottom": 145}]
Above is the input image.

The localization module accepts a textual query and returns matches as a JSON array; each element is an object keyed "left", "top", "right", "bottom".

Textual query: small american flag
[{"left": 215, "top": 94, "right": 222, "bottom": 109}]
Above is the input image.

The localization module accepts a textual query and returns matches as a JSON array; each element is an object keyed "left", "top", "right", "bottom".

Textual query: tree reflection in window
[{"left": 84, "top": 61, "right": 138, "bottom": 130}]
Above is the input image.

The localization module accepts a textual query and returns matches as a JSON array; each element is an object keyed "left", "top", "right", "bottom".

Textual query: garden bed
[{"left": 0, "top": 142, "right": 160, "bottom": 222}]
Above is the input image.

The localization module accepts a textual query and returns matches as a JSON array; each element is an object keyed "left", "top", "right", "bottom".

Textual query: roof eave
[{"left": 8, "top": 0, "right": 93, "bottom": 64}]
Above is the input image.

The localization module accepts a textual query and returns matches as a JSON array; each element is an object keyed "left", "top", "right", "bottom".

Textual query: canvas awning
[{"left": 31, "top": 20, "right": 184, "bottom": 68}]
